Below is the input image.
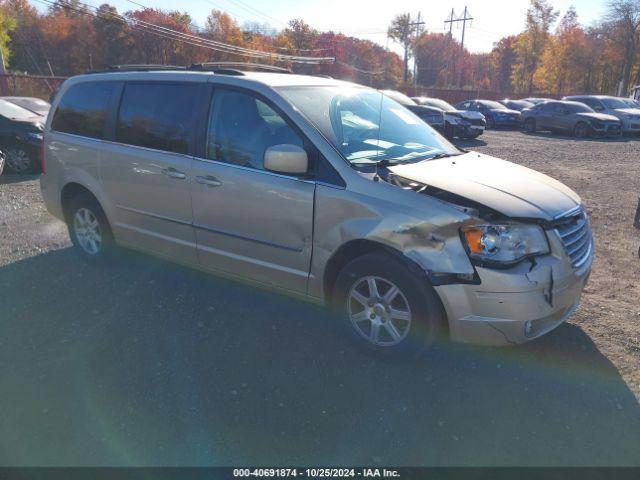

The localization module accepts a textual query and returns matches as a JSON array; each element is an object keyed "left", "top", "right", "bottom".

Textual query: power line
[
  {"left": 444, "top": 5, "right": 473, "bottom": 87},
  {"left": 35, "top": 0, "right": 333, "bottom": 63}
]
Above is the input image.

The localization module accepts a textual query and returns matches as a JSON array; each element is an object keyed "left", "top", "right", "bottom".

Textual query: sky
[{"left": 34, "top": 0, "right": 608, "bottom": 53}]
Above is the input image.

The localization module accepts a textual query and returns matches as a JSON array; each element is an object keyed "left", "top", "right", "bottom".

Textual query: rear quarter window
[
  {"left": 115, "top": 83, "right": 198, "bottom": 155},
  {"left": 51, "top": 81, "right": 116, "bottom": 139}
]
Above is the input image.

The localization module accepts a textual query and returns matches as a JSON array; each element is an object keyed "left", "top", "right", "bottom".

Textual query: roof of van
[{"left": 71, "top": 69, "right": 358, "bottom": 88}]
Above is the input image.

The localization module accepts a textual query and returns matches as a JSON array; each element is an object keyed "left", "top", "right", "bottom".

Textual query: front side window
[
  {"left": 116, "top": 83, "right": 198, "bottom": 154},
  {"left": 279, "top": 86, "right": 457, "bottom": 166},
  {"left": 206, "top": 89, "right": 303, "bottom": 171},
  {"left": 51, "top": 82, "right": 116, "bottom": 139}
]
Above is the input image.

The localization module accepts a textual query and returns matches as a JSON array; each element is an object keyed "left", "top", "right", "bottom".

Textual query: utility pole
[
  {"left": 444, "top": 6, "right": 473, "bottom": 88},
  {"left": 409, "top": 12, "right": 425, "bottom": 88},
  {"left": 0, "top": 48, "right": 6, "bottom": 74}
]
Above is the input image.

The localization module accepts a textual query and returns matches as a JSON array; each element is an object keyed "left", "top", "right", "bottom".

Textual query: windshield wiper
[{"left": 428, "top": 152, "right": 464, "bottom": 160}]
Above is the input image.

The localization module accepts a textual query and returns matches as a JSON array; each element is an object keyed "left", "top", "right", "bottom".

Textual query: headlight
[{"left": 461, "top": 223, "right": 549, "bottom": 265}]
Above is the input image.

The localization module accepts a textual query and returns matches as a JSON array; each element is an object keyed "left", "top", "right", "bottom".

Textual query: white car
[{"left": 563, "top": 95, "right": 640, "bottom": 134}]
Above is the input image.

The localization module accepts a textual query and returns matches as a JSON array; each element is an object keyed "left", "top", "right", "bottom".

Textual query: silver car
[
  {"left": 563, "top": 95, "right": 640, "bottom": 135},
  {"left": 40, "top": 68, "right": 593, "bottom": 356}
]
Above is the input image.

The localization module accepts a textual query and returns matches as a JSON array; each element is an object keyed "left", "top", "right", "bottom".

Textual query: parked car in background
[
  {"left": 454, "top": 99, "right": 520, "bottom": 129},
  {"left": 563, "top": 95, "right": 640, "bottom": 135},
  {"left": 412, "top": 97, "right": 486, "bottom": 139},
  {"left": 521, "top": 100, "right": 621, "bottom": 138},
  {"left": 381, "top": 90, "right": 445, "bottom": 132},
  {"left": 622, "top": 98, "right": 640, "bottom": 108},
  {"left": 522, "top": 97, "right": 554, "bottom": 105},
  {"left": 0, "top": 99, "right": 44, "bottom": 173},
  {"left": 499, "top": 99, "right": 534, "bottom": 111},
  {"left": 1, "top": 96, "right": 51, "bottom": 117}
]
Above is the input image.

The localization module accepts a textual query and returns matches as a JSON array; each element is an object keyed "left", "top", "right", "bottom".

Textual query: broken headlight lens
[{"left": 461, "top": 223, "right": 549, "bottom": 264}]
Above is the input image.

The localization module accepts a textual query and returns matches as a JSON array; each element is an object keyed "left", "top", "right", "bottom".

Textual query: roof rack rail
[
  {"left": 86, "top": 64, "right": 186, "bottom": 74},
  {"left": 188, "top": 62, "right": 292, "bottom": 74}
]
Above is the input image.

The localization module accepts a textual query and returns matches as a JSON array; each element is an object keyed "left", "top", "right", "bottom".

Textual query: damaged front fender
[{"left": 308, "top": 181, "right": 479, "bottom": 299}]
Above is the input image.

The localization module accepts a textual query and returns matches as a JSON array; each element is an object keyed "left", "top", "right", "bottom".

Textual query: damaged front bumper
[{"left": 433, "top": 233, "right": 593, "bottom": 346}]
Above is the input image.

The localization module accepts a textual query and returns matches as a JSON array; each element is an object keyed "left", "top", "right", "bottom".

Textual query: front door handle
[
  {"left": 196, "top": 175, "right": 223, "bottom": 187},
  {"left": 162, "top": 167, "right": 186, "bottom": 179}
]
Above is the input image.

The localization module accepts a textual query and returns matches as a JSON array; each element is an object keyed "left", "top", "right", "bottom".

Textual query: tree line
[{"left": 0, "top": 0, "right": 639, "bottom": 96}]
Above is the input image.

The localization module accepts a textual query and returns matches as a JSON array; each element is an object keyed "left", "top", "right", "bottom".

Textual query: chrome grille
[{"left": 554, "top": 208, "right": 592, "bottom": 268}]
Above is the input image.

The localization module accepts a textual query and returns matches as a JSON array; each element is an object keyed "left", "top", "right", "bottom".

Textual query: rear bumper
[{"left": 434, "top": 239, "right": 593, "bottom": 346}]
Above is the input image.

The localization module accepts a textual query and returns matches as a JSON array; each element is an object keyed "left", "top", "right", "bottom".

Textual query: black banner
[{"left": 0, "top": 468, "right": 639, "bottom": 480}]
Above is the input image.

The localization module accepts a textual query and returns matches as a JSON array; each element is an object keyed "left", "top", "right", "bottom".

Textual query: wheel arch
[
  {"left": 60, "top": 182, "right": 108, "bottom": 223},
  {"left": 323, "top": 239, "right": 431, "bottom": 305}
]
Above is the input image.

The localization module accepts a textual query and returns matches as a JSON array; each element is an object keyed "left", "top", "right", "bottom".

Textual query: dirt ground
[
  {"left": 0, "top": 129, "right": 639, "bottom": 466},
  {"left": 461, "top": 130, "right": 640, "bottom": 400}
]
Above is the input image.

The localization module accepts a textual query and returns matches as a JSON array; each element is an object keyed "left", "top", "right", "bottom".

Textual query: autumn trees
[
  {"left": 0, "top": 1, "right": 404, "bottom": 87},
  {"left": 1, "top": 0, "right": 640, "bottom": 96}
]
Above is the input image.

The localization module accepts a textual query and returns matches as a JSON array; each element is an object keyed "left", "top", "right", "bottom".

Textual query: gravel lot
[{"left": 0, "top": 130, "right": 639, "bottom": 466}]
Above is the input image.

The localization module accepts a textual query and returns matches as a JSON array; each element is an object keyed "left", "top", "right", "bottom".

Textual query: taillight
[{"left": 39, "top": 133, "right": 45, "bottom": 174}]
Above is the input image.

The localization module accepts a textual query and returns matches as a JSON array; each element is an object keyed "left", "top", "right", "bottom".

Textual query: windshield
[
  {"left": 602, "top": 97, "right": 632, "bottom": 109},
  {"left": 0, "top": 99, "right": 36, "bottom": 120},
  {"left": 421, "top": 98, "right": 456, "bottom": 111},
  {"left": 279, "top": 86, "right": 457, "bottom": 166},
  {"left": 623, "top": 99, "right": 640, "bottom": 108},
  {"left": 480, "top": 100, "right": 507, "bottom": 110}
]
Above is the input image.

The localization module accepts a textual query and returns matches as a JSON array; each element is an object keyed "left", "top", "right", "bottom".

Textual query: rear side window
[
  {"left": 51, "top": 82, "right": 115, "bottom": 139},
  {"left": 116, "top": 83, "right": 198, "bottom": 154}
]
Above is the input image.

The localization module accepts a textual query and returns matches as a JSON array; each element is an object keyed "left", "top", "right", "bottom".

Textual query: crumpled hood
[{"left": 388, "top": 151, "right": 581, "bottom": 220}]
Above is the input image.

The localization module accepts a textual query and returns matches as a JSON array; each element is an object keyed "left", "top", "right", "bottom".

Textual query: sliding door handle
[{"left": 196, "top": 175, "right": 223, "bottom": 187}]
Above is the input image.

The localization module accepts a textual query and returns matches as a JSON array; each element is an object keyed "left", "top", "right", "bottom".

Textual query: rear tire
[
  {"left": 574, "top": 122, "right": 589, "bottom": 138},
  {"left": 332, "top": 253, "right": 447, "bottom": 359},
  {"left": 65, "top": 193, "right": 114, "bottom": 262},
  {"left": 5, "top": 146, "right": 35, "bottom": 173}
]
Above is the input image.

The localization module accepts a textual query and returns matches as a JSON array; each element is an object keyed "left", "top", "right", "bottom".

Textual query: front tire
[
  {"left": 574, "top": 122, "right": 589, "bottom": 138},
  {"left": 332, "top": 253, "right": 446, "bottom": 358},
  {"left": 0, "top": 150, "right": 5, "bottom": 176},
  {"left": 486, "top": 116, "right": 496, "bottom": 129},
  {"left": 65, "top": 194, "right": 114, "bottom": 261}
]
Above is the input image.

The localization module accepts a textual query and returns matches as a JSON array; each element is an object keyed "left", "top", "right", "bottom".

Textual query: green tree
[
  {"left": 387, "top": 12, "right": 413, "bottom": 83},
  {"left": 0, "top": 6, "right": 16, "bottom": 70}
]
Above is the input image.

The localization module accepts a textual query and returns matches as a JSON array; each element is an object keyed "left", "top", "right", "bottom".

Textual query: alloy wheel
[
  {"left": 73, "top": 208, "right": 103, "bottom": 255},
  {"left": 6, "top": 148, "right": 32, "bottom": 173},
  {"left": 347, "top": 276, "right": 412, "bottom": 347}
]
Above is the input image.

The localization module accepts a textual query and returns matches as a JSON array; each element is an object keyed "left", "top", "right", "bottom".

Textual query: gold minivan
[{"left": 40, "top": 67, "right": 593, "bottom": 357}]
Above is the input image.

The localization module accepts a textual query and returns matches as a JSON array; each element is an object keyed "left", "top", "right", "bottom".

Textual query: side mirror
[{"left": 264, "top": 144, "right": 308, "bottom": 175}]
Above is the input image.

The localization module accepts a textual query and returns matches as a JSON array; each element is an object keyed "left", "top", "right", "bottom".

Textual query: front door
[
  {"left": 191, "top": 88, "right": 315, "bottom": 293},
  {"left": 101, "top": 82, "right": 201, "bottom": 263}
]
